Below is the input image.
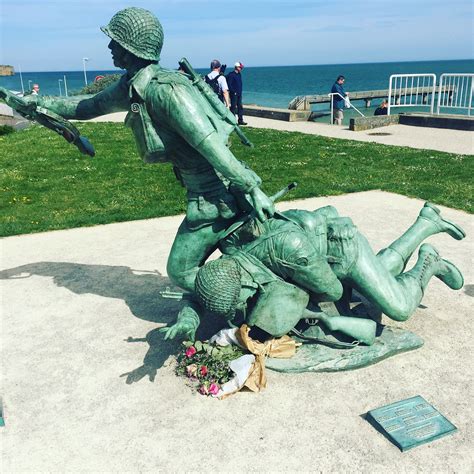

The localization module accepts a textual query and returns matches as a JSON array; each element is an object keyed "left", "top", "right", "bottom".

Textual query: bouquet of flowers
[{"left": 176, "top": 340, "right": 245, "bottom": 396}]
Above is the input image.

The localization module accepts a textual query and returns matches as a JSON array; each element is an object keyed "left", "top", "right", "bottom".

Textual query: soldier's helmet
[
  {"left": 195, "top": 258, "right": 242, "bottom": 320},
  {"left": 101, "top": 7, "right": 164, "bottom": 61}
]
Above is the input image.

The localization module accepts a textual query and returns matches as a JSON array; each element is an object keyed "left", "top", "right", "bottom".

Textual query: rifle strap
[{"left": 290, "top": 327, "right": 360, "bottom": 349}]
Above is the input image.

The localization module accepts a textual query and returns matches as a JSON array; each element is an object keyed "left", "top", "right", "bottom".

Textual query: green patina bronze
[
  {"left": 266, "top": 327, "right": 424, "bottom": 372},
  {"left": 366, "top": 395, "right": 457, "bottom": 451},
  {"left": 1, "top": 8, "right": 466, "bottom": 371},
  {"left": 0, "top": 88, "right": 95, "bottom": 156},
  {"left": 172, "top": 201, "right": 465, "bottom": 370},
  {"left": 100, "top": 7, "right": 164, "bottom": 62},
  {"left": 2, "top": 7, "right": 275, "bottom": 298}
]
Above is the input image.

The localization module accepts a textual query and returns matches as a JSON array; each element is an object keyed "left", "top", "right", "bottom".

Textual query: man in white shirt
[{"left": 205, "top": 59, "right": 231, "bottom": 108}]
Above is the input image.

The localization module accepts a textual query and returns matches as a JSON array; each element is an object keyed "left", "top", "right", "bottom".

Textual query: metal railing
[
  {"left": 328, "top": 92, "right": 365, "bottom": 124},
  {"left": 387, "top": 74, "right": 437, "bottom": 115},
  {"left": 437, "top": 73, "right": 473, "bottom": 116}
]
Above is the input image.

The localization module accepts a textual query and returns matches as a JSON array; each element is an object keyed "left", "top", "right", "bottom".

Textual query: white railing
[
  {"left": 328, "top": 92, "right": 365, "bottom": 125},
  {"left": 437, "top": 73, "right": 474, "bottom": 116},
  {"left": 387, "top": 74, "right": 437, "bottom": 115}
]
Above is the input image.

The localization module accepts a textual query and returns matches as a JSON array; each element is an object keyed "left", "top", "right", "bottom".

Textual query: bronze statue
[
  {"left": 163, "top": 202, "right": 465, "bottom": 352},
  {"left": 0, "top": 8, "right": 466, "bottom": 369},
  {"left": 1, "top": 7, "right": 274, "bottom": 295}
]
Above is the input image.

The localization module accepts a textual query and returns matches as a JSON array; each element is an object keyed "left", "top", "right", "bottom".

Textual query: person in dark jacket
[
  {"left": 374, "top": 99, "right": 388, "bottom": 116},
  {"left": 226, "top": 61, "right": 247, "bottom": 125},
  {"left": 331, "top": 75, "right": 348, "bottom": 125}
]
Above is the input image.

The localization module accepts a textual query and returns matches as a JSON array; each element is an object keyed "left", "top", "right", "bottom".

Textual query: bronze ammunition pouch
[{"left": 125, "top": 97, "right": 167, "bottom": 163}]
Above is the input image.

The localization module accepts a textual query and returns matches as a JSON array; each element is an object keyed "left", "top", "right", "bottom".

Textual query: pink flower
[
  {"left": 200, "top": 365, "right": 208, "bottom": 376},
  {"left": 198, "top": 384, "right": 209, "bottom": 395},
  {"left": 186, "top": 364, "right": 197, "bottom": 377},
  {"left": 185, "top": 346, "right": 197, "bottom": 358},
  {"left": 209, "top": 383, "right": 220, "bottom": 396}
]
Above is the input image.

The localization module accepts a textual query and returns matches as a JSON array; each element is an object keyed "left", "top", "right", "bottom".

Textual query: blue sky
[{"left": 1, "top": 0, "right": 473, "bottom": 71}]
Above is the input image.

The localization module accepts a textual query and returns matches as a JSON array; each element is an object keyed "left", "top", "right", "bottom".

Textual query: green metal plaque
[{"left": 366, "top": 395, "right": 457, "bottom": 451}]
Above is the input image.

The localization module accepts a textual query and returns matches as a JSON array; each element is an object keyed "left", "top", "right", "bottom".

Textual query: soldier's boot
[
  {"left": 375, "top": 244, "right": 463, "bottom": 322},
  {"left": 401, "top": 242, "right": 463, "bottom": 296},
  {"left": 418, "top": 203, "right": 466, "bottom": 240},
  {"left": 377, "top": 202, "right": 466, "bottom": 276}
]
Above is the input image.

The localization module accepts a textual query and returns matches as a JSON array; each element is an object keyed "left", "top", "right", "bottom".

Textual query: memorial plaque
[{"left": 366, "top": 395, "right": 456, "bottom": 451}]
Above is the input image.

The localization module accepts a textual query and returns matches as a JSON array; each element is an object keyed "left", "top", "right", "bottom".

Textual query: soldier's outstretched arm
[{"left": 23, "top": 76, "right": 129, "bottom": 120}]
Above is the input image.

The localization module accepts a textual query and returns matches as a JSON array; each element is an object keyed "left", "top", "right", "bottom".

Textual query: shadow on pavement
[
  {"left": 1, "top": 261, "right": 225, "bottom": 384},
  {"left": 0, "top": 261, "right": 176, "bottom": 322}
]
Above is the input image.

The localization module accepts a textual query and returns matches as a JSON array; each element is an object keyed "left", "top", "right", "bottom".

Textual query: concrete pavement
[
  {"left": 1, "top": 191, "right": 473, "bottom": 472},
  {"left": 88, "top": 111, "right": 474, "bottom": 155},
  {"left": 246, "top": 117, "right": 474, "bottom": 155}
]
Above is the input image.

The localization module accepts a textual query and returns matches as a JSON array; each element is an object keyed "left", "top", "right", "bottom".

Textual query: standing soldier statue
[{"left": 1, "top": 7, "right": 275, "bottom": 328}]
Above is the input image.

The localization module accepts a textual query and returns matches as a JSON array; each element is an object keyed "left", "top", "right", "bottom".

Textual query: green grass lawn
[{"left": 1, "top": 122, "right": 472, "bottom": 237}]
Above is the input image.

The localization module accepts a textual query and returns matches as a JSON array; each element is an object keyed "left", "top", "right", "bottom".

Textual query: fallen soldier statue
[{"left": 161, "top": 200, "right": 465, "bottom": 368}]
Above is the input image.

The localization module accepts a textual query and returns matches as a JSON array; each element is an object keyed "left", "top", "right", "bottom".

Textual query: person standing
[
  {"left": 331, "top": 75, "right": 348, "bottom": 125},
  {"left": 31, "top": 84, "right": 40, "bottom": 95},
  {"left": 205, "top": 60, "right": 231, "bottom": 108},
  {"left": 227, "top": 61, "right": 247, "bottom": 125}
]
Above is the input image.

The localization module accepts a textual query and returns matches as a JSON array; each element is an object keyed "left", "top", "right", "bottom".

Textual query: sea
[{"left": 1, "top": 59, "right": 472, "bottom": 123}]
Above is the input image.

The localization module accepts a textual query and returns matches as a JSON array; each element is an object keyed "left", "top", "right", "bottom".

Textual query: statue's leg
[
  {"left": 166, "top": 218, "right": 229, "bottom": 292},
  {"left": 345, "top": 236, "right": 463, "bottom": 322},
  {"left": 376, "top": 202, "right": 466, "bottom": 276}
]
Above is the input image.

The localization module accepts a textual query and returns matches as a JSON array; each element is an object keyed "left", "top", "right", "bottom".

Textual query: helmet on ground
[
  {"left": 195, "top": 258, "right": 242, "bottom": 320},
  {"left": 101, "top": 7, "right": 164, "bottom": 61}
]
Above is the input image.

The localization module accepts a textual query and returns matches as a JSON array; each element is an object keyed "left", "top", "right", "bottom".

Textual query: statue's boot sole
[
  {"left": 437, "top": 258, "right": 464, "bottom": 290},
  {"left": 420, "top": 243, "right": 464, "bottom": 290},
  {"left": 420, "top": 202, "right": 466, "bottom": 241}
]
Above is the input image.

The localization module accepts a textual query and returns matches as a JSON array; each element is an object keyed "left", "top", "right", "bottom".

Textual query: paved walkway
[
  {"left": 89, "top": 112, "right": 473, "bottom": 155},
  {"left": 1, "top": 192, "right": 473, "bottom": 472}
]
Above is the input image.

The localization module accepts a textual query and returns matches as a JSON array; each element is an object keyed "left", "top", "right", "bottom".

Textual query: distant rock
[{"left": 0, "top": 65, "right": 15, "bottom": 76}]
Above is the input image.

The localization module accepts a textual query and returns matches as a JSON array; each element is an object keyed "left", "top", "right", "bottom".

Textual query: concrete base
[
  {"left": 350, "top": 114, "right": 400, "bottom": 131},
  {"left": 399, "top": 113, "right": 474, "bottom": 131},
  {"left": 0, "top": 105, "right": 31, "bottom": 130},
  {"left": 267, "top": 327, "right": 424, "bottom": 373},
  {"left": 1, "top": 192, "right": 472, "bottom": 471},
  {"left": 243, "top": 104, "right": 311, "bottom": 122}
]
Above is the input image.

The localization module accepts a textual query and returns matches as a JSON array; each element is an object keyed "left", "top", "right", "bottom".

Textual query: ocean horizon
[
  {"left": 8, "top": 56, "right": 473, "bottom": 73},
  {"left": 1, "top": 58, "right": 472, "bottom": 121}
]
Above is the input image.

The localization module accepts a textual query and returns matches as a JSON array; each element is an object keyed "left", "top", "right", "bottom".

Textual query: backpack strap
[{"left": 205, "top": 73, "right": 222, "bottom": 97}]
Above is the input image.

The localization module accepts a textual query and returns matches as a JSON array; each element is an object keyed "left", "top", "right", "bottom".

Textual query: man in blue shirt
[
  {"left": 331, "top": 75, "right": 348, "bottom": 125},
  {"left": 226, "top": 61, "right": 247, "bottom": 125}
]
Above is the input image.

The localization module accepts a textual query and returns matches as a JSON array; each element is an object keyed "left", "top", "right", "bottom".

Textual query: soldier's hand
[
  {"left": 250, "top": 187, "right": 275, "bottom": 222},
  {"left": 159, "top": 322, "right": 196, "bottom": 341},
  {"left": 328, "top": 217, "right": 356, "bottom": 240}
]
